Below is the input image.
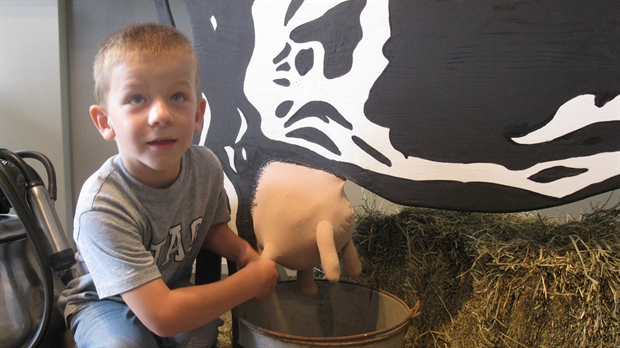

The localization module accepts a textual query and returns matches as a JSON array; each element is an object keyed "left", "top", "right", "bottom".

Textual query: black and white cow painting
[{"left": 155, "top": 0, "right": 619, "bottom": 242}]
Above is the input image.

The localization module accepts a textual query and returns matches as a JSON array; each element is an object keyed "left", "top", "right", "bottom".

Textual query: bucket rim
[{"left": 234, "top": 280, "right": 418, "bottom": 346}]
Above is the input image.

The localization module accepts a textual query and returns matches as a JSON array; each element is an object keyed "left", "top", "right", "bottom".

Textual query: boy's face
[{"left": 90, "top": 54, "right": 205, "bottom": 188}]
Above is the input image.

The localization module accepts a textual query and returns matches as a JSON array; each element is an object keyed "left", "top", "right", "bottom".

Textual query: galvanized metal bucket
[{"left": 234, "top": 280, "right": 420, "bottom": 348}]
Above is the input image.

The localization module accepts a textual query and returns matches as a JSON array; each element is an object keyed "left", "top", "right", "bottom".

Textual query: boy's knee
[
  {"left": 70, "top": 301, "right": 158, "bottom": 347},
  {"left": 73, "top": 323, "right": 158, "bottom": 348}
]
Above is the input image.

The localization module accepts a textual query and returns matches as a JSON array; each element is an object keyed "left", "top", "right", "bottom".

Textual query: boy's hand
[
  {"left": 202, "top": 224, "right": 277, "bottom": 302},
  {"left": 237, "top": 244, "right": 261, "bottom": 269},
  {"left": 245, "top": 258, "right": 278, "bottom": 303}
]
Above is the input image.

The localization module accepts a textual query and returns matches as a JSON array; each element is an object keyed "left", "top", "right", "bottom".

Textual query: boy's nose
[{"left": 149, "top": 98, "right": 173, "bottom": 126}]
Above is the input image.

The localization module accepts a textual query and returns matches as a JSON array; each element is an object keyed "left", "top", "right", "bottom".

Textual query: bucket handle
[{"left": 408, "top": 300, "right": 422, "bottom": 320}]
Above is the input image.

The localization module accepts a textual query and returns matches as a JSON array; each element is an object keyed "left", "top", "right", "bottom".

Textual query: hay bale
[
  {"left": 217, "top": 311, "right": 233, "bottom": 348},
  {"left": 350, "top": 203, "right": 620, "bottom": 348}
]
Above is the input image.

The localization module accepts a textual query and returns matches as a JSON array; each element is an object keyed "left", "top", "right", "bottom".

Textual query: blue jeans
[{"left": 69, "top": 300, "right": 223, "bottom": 347}]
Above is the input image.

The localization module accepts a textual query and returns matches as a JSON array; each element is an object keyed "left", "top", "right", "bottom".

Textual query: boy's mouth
[{"left": 148, "top": 139, "right": 176, "bottom": 148}]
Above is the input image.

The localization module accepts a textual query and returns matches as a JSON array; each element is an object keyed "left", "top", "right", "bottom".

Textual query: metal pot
[
  {"left": 0, "top": 149, "right": 75, "bottom": 348},
  {"left": 234, "top": 280, "right": 421, "bottom": 348},
  {"left": 0, "top": 215, "right": 45, "bottom": 347}
]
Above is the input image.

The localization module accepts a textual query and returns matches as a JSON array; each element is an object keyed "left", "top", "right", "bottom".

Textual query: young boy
[{"left": 59, "top": 23, "right": 279, "bottom": 347}]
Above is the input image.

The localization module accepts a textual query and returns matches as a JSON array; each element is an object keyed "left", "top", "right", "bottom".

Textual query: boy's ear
[
  {"left": 89, "top": 104, "right": 116, "bottom": 141},
  {"left": 194, "top": 98, "right": 207, "bottom": 134}
]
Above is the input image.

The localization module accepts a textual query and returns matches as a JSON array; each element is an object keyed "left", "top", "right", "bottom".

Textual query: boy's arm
[
  {"left": 201, "top": 223, "right": 260, "bottom": 268},
  {"left": 120, "top": 223, "right": 278, "bottom": 337}
]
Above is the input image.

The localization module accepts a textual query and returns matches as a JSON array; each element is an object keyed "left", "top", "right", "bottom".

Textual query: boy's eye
[
  {"left": 129, "top": 95, "right": 145, "bottom": 104},
  {"left": 171, "top": 94, "right": 185, "bottom": 102}
]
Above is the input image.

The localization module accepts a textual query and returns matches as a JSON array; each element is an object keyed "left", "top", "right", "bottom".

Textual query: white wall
[{"left": 0, "top": 0, "right": 72, "bottom": 236}]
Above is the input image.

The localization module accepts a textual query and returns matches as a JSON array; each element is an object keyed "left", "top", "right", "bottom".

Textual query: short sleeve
[{"left": 75, "top": 210, "right": 162, "bottom": 298}]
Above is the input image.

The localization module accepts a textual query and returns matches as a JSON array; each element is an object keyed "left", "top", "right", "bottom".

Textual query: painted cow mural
[{"left": 154, "top": 0, "right": 619, "bottom": 249}]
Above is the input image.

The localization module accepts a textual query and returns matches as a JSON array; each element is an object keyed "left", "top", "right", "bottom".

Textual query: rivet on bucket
[{"left": 234, "top": 280, "right": 421, "bottom": 348}]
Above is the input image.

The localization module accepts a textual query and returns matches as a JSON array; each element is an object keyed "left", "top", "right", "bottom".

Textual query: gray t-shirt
[{"left": 59, "top": 146, "right": 230, "bottom": 319}]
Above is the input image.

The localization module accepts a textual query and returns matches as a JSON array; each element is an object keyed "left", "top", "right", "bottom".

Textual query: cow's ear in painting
[{"left": 89, "top": 104, "right": 116, "bottom": 141}]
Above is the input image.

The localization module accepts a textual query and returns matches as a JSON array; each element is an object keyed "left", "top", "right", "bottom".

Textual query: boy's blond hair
[{"left": 93, "top": 22, "right": 200, "bottom": 104}]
